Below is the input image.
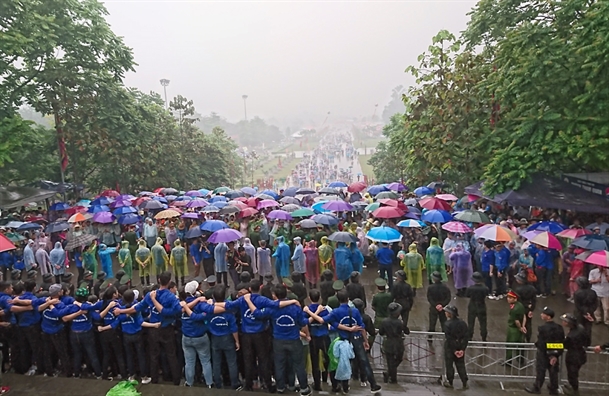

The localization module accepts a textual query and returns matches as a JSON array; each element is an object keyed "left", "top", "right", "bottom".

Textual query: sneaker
[
  {"left": 235, "top": 385, "right": 244, "bottom": 391},
  {"left": 497, "top": 294, "right": 505, "bottom": 300},
  {"left": 525, "top": 386, "right": 541, "bottom": 394},
  {"left": 96, "top": 376, "right": 103, "bottom": 380},
  {"left": 300, "top": 386, "right": 312, "bottom": 396},
  {"left": 370, "top": 384, "right": 381, "bottom": 393},
  {"left": 107, "top": 376, "right": 113, "bottom": 381},
  {"left": 541, "top": 294, "right": 548, "bottom": 299},
  {"left": 360, "top": 382, "right": 368, "bottom": 387},
  {"left": 443, "top": 381, "right": 453, "bottom": 388},
  {"left": 567, "top": 298, "right": 574, "bottom": 303},
  {"left": 536, "top": 294, "right": 543, "bottom": 298},
  {"left": 114, "top": 375, "right": 122, "bottom": 381},
  {"left": 128, "top": 376, "right": 135, "bottom": 382},
  {"left": 141, "top": 377, "right": 152, "bottom": 384},
  {"left": 487, "top": 295, "right": 496, "bottom": 300},
  {"left": 0, "top": 386, "right": 10, "bottom": 395}
]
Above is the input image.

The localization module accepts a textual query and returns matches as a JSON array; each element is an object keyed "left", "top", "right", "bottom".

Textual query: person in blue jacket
[
  {"left": 481, "top": 241, "right": 495, "bottom": 296},
  {"left": 39, "top": 284, "right": 72, "bottom": 377},
  {"left": 534, "top": 245, "right": 556, "bottom": 297},
  {"left": 334, "top": 242, "right": 353, "bottom": 283},
  {"left": 491, "top": 243, "right": 510, "bottom": 299},
  {"left": 98, "top": 244, "right": 117, "bottom": 279},
  {"left": 273, "top": 236, "right": 291, "bottom": 280}
]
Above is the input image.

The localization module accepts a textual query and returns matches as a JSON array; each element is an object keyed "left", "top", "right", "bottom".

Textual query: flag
[{"left": 54, "top": 114, "right": 68, "bottom": 172}]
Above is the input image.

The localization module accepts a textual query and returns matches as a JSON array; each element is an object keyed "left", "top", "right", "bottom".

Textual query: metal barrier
[{"left": 561, "top": 348, "right": 609, "bottom": 389}]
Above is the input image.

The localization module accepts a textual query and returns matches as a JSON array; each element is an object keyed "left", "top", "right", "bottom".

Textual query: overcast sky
[{"left": 104, "top": 0, "right": 476, "bottom": 124}]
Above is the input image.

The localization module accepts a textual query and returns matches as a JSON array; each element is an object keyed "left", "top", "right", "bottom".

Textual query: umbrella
[
  {"left": 91, "top": 197, "right": 113, "bottom": 206},
  {"left": 100, "top": 189, "right": 120, "bottom": 198},
  {"left": 118, "top": 213, "right": 141, "bottom": 225},
  {"left": 436, "top": 193, "right": 459, "bottom": 201},
  {"left": 427, "top": 182, "right": 446, "bottom": 189},
  {"left": 4, "top": 221, "right": 24, "bottom": 229},
  {"left": 154, "top": 209, "right": 181, "bottom": 219},
  {"left": 16, "top": 223, "right": 42, "bottom": 232},
  {"left": 280, "top": 196, "right": 300, "bottom": 205},
  {"left": 65, "top": 234, "right": 98, "bottom": 251},
  {"left": 165, "top": 195, "right": 178, "bottom": 202},
  {"left": 161, "top": 188, "right": 178, "bottom": 195},
  {"left": 571, "top": 235, "right": 609, "bottom": 251},
  {"left": 201, "top": 205, "right": 220, "bottom": 213},
  {"left": 298, "top": 219, "right": 318, "bottom": 229},
  {"left": 378, "top": 199, "right": 408, "bottom": 211},
  {"left": 68, "top": 213, "right": 87, "bottom": 223},
  {"left": 311, "top": 201, "right": 331, "bottom": 214},
  {"left": 198, "top": 188, "right": 211, "bottom": 196},
  {"left": 138, "top": 191, "right": 154, "bottom": 196},
  {"left": 367, "top": 185, "right": 389, "bottom": 196},
  {"left": 240, "top": 187, "right": 257, "bottom": 196},
  {"left": 245, "top": 197, "right": 258, "bottom": 208},
  {"left": 327, "top": 231, "right": 358, "bottom": 243},
  {"left": 175, "top": 196, "right": 193, "bottom": 201},
  {"left": 453, "top": 210, "right": 490, "bottom": 224},
  {"left": 261, "top": 189, "right": 280, "bottom": 199},
  {"left": 527, "top": 221, "right": 567, "bottom": 234},
  {"left": 386, "top": 182, "right": 407, "bottom": 192},
  {"left": 419, "top": 197, "right": 452, "bottom": 211},
  {"left": 414, "top": 186, "right": 434, "bottom": 197},
  {"left": 322, "top": 201, "right": 353, "bottom": 212},
  {"left": 110, "top": 200, "right": 133, "bottom": 209},
  {"left": 213, "top": 186, "right": 231, "bottom": 195},
  {"left": 227, "top": 201, "right": 248, "bottom": 210},
  {"left": 347, "top": 182, "right": 367, "bottom": 193},
  {"left": 474, "top": 224, "right": 517, "bottom": 242},
  {"left": 521, "top": 230, "right": 543, "bottom": 240},
  {"left": 186, "top": 199, "right": 209, "bottom": 209},
  {"left": 312, "top": 214, "right": 339, "bottom": 226},
  {"left": 258, "top": 199, "right": 279, "bottom": 210},
  {"left": 282, "top": 187, "right": 299, "bottom": 197},
  {"left": 441, "top": 221, "right": 473, "bottom": 233},
  {"left": 0, "top": 234, "right": 17, "bottom": 253},
  {"left": 366, "top": 226, "right": 402, "bottom": 243},
  {"left": 268, "top": 210, "right": 292, "bottom": 221},
  {"left": 372, "top": 207, "right": 405, "bottom": 219},
  {"left": 319, "top": 187, "right": 340, "bottom": 195},
  {"left": 152, "top": 196, "right": 168, "bottom": 204},
  {"left": 240, "top": 207, "right": 259, "bottom": 218},
  {"left": 4, "top": 232, "right": 25, "bottom": 243},
  {"left": 579, "top": 250, "right": 609, "bottom": 268},
  {"left": 315, "top": 195, "right": 341, "bottom": 202},
  {"left": 375, "top": 191, "right": 399, "bottom": 200},
  {"left": 282, "top": 204, "right": 301, "bottom": 213},
  {"left": 209, "top": 196, "right": 228, "bottom": 203},
  {"left": 405, "top": 212, "right": 421, "bottom": 220},
  {"left": 45, "top": 222, "right": 70, "bottom": 233},
  {"left": 181, "top": 212, "right": 201, "bottom": 220},
  {"left": 113, "top": 206, "right": 137, "bottom": 215},
  {"left": 117, "top": 194, "right": 135, "bottom": 200},
  {"left": 143, "top": 200, "right": 164, "bottom": 210},
  {"left": 365, "top": 202, "right": 380, "bottom": 212},
  {"left": 556, "top": 228, "right": 590, "bottom": 239},
  {"left": 133, "top": 197, "right": 151, "bottom": 207},
  {"left": 421, "top": 209, "right": 453, "bottom": 223},
  {"left": 185, "top": 227, "right": 204, "bottom": 239},
  {"left": 404, "top": 198, "right": 418, "bottom": 206},
  {"left": 530, "top": 231, "right": 562, "bottom": 250},
  {"left": 88, "top": 205, "right": 110, "bottom": 214},
  {"left": 296, "top": 188, "right": 316, "bottom": 195},
  {"left": 292, "top": 208, "right": 315, "bottom": 218},
  {"left": 208, "top": 228, "right": 242, "bottom": 244},
  {"left": 351, "top": 201, "right": 368, "bottom": 210},
  {"left": 76, "top": 199, "right": 91, "bottom": 207},
  {"left": 255, "top": 193, "right": 275, "bottom": 201},
  {"left": 225, "top": 190, "right": 245, "bottom": 200},
  {"left": 232, "top": 197, "right": 248, "bottom": 203},
  {"left": 171, "top": 200, "right": 188, "bottom": 208},
  {"left": 214, "top": 201, "right": 228, "bottom": 209},
  {"left": 397, "top": 219, "right": 426, "bottom": 228},
  {"left": 93, "top": 212, "right": 115, "bottom": 224},
  {"left": 49, "top": 202, "right": 70, "bottom": 211},
  {"left": 201, "top": 220, "right": 229, "bottom": 232},
  {"left": 328, "top": 181, "right": 348, "bottom": 188},
  {"left": 219, "top": 206, "right": 241, "bottom": 215},
  {"left": 185, "top": 190, "right": 203, "bottom": 197}
]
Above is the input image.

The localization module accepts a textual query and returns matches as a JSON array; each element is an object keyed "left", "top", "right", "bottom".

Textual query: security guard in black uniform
[
  {"left": 40, "top": 273, "right": 54, "bottom": 292},
  {"left": 525, "top": 307, "right": 565, "bottom": 395},
  {"left": 319, "top": 270, "right": 335, "bottom": 306},
  {"left": 573, "top": 276, "right": 598, "bottom": 346},
  {"left": 428, "top": 271, "right": 451, "bottom": 337},
  {"left": 560, "top": 313, "right": 587, "bottom": 396},
  {"left": 379, "top": 302, "right": 407, "bottom": 384},
  {"left": 441, "top": 305, "right": 469, "bottom": 389},
  {"left": 514, "top": 272, "right": 537, "bottom": 342},
  {"left": 391, "top": 270, "right": 414, "bottom": 329},
  {"left": 465, "top": 272, "right": 488, "bottom": 341}
]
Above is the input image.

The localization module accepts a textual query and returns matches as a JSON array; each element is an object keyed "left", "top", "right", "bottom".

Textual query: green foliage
[{"left": 368, "top": 114, "right": 406, "bottom": 184}]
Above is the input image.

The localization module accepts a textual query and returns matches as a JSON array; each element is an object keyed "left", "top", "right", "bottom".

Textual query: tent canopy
[{"left": 0, "top": 186, "right": 56, "bottom": 209}]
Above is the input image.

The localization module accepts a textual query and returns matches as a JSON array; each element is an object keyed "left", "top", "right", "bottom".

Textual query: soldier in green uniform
[
  {"left": 327, "top": 280, "right": 343, "bottom": 309},
  {"left": 505, "top": 290, "right": 526, "bottom": 365},
  {"left": 514, "top": 272, "right": 537, "bottom": 342},
  {"left": 372, "top": 278, "right": 393, "bottom": 328},
  {"left": 442, "top": 305, "right": 469, "bottom": 389},
  {"left": 465, "top": 272, "right": 488, "bottom": 341}
]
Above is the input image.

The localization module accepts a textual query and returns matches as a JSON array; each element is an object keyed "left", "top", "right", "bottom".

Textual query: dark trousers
[
  {"left": 467, "top": 308, "right": 487, "bottom": 341},
  {"left": 534, "top": 352, "right": 559, "bottom": 392},
  {"left": 378, "top": 264, "right": 393, "bottom": 290},
  {"left": 400, "top": 309, "right": 410, "bottom": 330},
  {"left": 77, "top": 267, "right": 84, "bottom": 285},
  {"left": 123, "top": 332, "right": 147, "bottom": 378},
  {"left": 566, "top": 356, "right": 585, "bottom": 391},
  {"left": 535, "top": 267, "right": 553, "bottom": 295},
  {"left": 350, "top": 337, "right": 378, "bottom": 387},
  {"left": 228, "top": 267, "right": 240, "bottom": 289},
  {"left": 21, "top": 325, "right": 43, "bottom": 371},
  {"left": 70, "top": 330, "right": 101, "bottom": 377},
  {"left": 216, "top": 271, "right": 228, "bottom": 286},
  {"left": 241, "top": 332, "right": 272, "bottom": 389},
  {"left": 309, "top": 335, "right": 330, "bottom": 388},
  {"left": 444, "top": 349, "right": 468, "bottom": 384},
  {"left": 148, "top": 326, "right": 180, "bottom": 385},
  {"left": 429, "top": 307, "right": 447, "bottom": 333},
  {"left": 42, "top": 329, "right": 72, "bottom": 377},
  {"left": 99, "top": 328, "right": 126, "bottom": 379},
  {"left": 524, "top": 314, "right": 533, "bottom": 343},
  {"left": 494, "top": 271, "right": 507, "bottom": 296},
  {"left": 385, "top": 346, "right": 404, "bottom": 383},
  {"left": 483, "top": 272, "right": 493, "bottom": 294},
  {"left": 211, "top": 334, "right": 240, "bottom": 389},
  {"left": 203, "top": 258, "right": 215, "bottom": 278},
  {"left": 273, "top": 338, "right": 308, "bottom": 391}
]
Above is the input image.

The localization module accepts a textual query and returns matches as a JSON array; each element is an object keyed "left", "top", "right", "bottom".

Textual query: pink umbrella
[
  {"left": 467, "top": 194, "right": 481, "bottom": 202},
  {"left": 581, "top": 250, "right": 609, "bottom": 268},
  {"left": 185, "top": 190, "right": 203, "bottom": 197},
  {"left": 557, "top": 228, "right": 591, "bottom": 239},
  {"left": 172, "top": 200, "right": 189, "bottom": 207},
  {"left": 92, "top": 212, "right": 115, "bottom": 224},
  {"left": 521, "top": 230, "right": 543, "bottom": 240},
  {"left": 419, "top": 197, "right": 452, "bottom": 211},
  {"left": 530, "top": 231, "right": 562, "bottom": 250},
  {"left": 441, "top": 221, "right": 473, "bottom": 233},
  {"left": 186, "top": 199, "right": 209, "bottom": 209},
  {"left": 257, "top": 199, "right": 279, "bottom": 210},
  {"left": 436, "top": 193, "right": 459, "bottom": 201}
]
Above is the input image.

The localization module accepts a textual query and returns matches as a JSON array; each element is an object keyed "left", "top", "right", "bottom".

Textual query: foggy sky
[{"left": 104, "top": 0, "right": 476, "bottom": 125}]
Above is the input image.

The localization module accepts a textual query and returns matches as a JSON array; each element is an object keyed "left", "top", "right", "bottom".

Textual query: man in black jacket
[
  {"left": 319, "top": 270, "right": 335, "bottom": 306},
  {"left": 560, "top": 313, "right": 587, "bottom": 396},
  {"left": 465, "top": 272, "right": 488, "bottom": 341},
  {"left": 346, "top": 271, "right": 366, "bottom": 307},
  {"left": 428, "top": 271, "right": 452, "bottom": 338},
  {"left": 573, "top": 276, "right": 598, "bottom": 346},
  {"left": 442, "top": 305, "right": 469, "bottom": 390},
  {"left": 391, "top": 270, "right": 414, "bottom": 329},
  {"left": 514, "top": 272, "right": 537, "bottom": 342}
]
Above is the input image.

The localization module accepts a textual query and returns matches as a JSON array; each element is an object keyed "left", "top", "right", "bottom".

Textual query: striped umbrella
[
  {"left": 474, "top": 224, "right": 517, "bottom": 242},
  {"left": 441, "top": 221, "right": 473, "bottom": 233}
]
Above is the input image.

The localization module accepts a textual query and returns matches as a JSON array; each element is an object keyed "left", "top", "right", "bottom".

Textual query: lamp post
[
  {"left": 242, "top": 95, "right": 248, "bottom": 120},
  {"left": 160, "top": 79, "right": 170, "bottom": 108},
  {"left": 250, "top": 150, "right": 258, "bottom": 186}
]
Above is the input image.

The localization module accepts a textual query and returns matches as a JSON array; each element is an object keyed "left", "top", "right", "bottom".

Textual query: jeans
[
  {"left": 70, "top": 330, "right": 101, "bottom": 377},
  {"left": 350, "top": 337, "right": 378, "bottom": 387},
  {"left": 241, "top": 332, "right": 272, "bottom": 389},
  {"left": 211, "top": 334, "right": 240, "bottom": 389},
  {"left": 378, "top": 264, "right": 393, "bottom": 289},
  {"left": 273, "top": 338, "right": 308, "bottom": 392},
  {"left": 182, "top": 334, "right": 213, "bottom": 387},
  {"left": 535, "top": 267, "right": 553, "bottom": 295},
  {"left": 20, "top": 325, "right": 43, "bottom": 372},
  {"left": 99, "top": 328, "right": 126, "bottom": 379},
  {"left": 42, "top": 329, "right": 72, "bottom": 377},
  {"left": 148, "top": 326, "right": 181, "bottom": 385},
  {"left": 123, "top": 332, "right": 147, "bottom": 378}
]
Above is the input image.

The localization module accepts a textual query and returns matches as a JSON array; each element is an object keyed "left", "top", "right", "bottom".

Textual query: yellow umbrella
[{"left": 154, "top": 209, "right": 181, "bottom": 219}]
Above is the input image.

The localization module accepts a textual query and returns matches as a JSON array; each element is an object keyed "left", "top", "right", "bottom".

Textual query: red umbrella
[
  {"left": 100, "top": 189, "right": 120, "bottom": 198},
  {"left": 372, "top": 207, "right": 405, "bottom": 219},
  {"left": 419, "top": 197, "right": 452, "bottom": 211},
  {"left": 556, "top": 228, "right": 591, "bottom": 239},
  {"left": 65, "top": 206, "right": 87, "bottom": 216},
  {"left": 228, "top": 201, "right": 248, "bottom": 210},
  {"left": 378, "top": 199, "right": 409, "bottom": 211},
  {"left": 172, "top": 200, "right": 189, "bottom": 207},
  {"left": 153, "top": 187, "right": 165, "bottom": 194},
  {"left": 240, "top": 207, "right": 259, "bottom": 218},
  {"left": 246, "top": 197, "right": 259, "bottom": 208},
  {"left": 0, "top": 234, "right": 16, "bottom": 253},
  {"left": 133, "top": 197, "right": 151, "bottom": 207},
  {"left": 348, "top": 182, "right": 367, "bottom": 193},
  {"left": 233, "top": 197, "right": 248, "bottom": 203}
]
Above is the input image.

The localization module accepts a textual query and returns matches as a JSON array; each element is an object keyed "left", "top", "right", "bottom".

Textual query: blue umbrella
[
  {"left": 49, "top": 202, "right": 70, "bottom": 211},
  {"left": 571, "top": 235, "right": 609, "bottom": 251},
  {"left": 241, "top": 187, "right": 256, "bottom": 196},
  {"left": 165, "top": 195, "right": 178, "bottom": 201},
  {"left": 282, "top": 187, "right": 298, "bottom": 197},
  {"left": 91, "top": 197, "right": 113, "bottom": 206},
  {"left": 113, "top": 206, "right": 137, "bottom": 215},
  {"left": 397, "top": 219, "right": 426, "bottom": 228},
  {"left": 152, "top": 196, "right": 168, "bottom": 204},
  {"left": 76, "top": 199, "right": 91, "bottom": 207},
  {"left": 46, "top": 222, "right": 70, "bottom": 233},
  {"left": 201, "top": 205, "right": 220, "bottom": 213},
  {"left": 175, "top": 196, "right": 193, "bottom": 201},
  {"left": 312, "top": 201, "right": 331, "bottom": 214},
  {"left": 414, "top": 186, "right": 434, "bottom": 197},
  {"left": 209, "top": 196, "right": 228, "bottom": 203},
  {"left": 88, "top": 205, "right": 110, "bottom": 213},
  {"left": 185, "top": 227, "right": 204, "bottom": 239},
  {"left": 118, "top": 213, "right": 141, "bottom": 225},
  {"left": 367, "top": 185, "right": 389, "bottom": 196},
  {"left": 366, "top": 226, "right": 402, "bottom": 243},
  {"left": 405, "top": 212, "right": 421, "bottom": 220},
  {"left": 198, "top": 188, "right": 211, "bottom": 196},
  {"left": 261, "top": 190, "right": 279, "bottom": 200},
  {"left": 406, "top": 206, "right": 422, "bottom": 215},
  {"left": 421, "top": 209, "right": 452, "bottom": 223},
  {"left": 16, "top": 222, "right": 42, "bottom": 232},
  {"left": 527, "top": 221, "right": 567, "bottom": 234},
  {"left": 213, "top": 201, "right": 228, "bottom": 209},
  {"left": 201, "top": 220, "right": 229, "bottom": 232},
  {"left": 312, "top": 214, "right": 339, "bottom": 226},
  {"left": 328, "top": 181, "right": 348, "bottom": 188}
]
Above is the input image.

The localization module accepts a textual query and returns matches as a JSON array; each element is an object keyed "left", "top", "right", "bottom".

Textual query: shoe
[
  {"left": 525, "top": 386, "right": 541, "bottom": 394},
  {"left": 276, "top": 388, "right": 286, "bottom": 394},
  {"left": 141, "top": 377, "right": 152, "bottom": 384},
  {"left": 536, "top": 294, "right": 543, "bottom": 298},
  {"left": 360, "top": 382, "right": 368, "bottom": 387},
  {"left": 0, "top": 386, "right": 10, "bottom": 395},
  {"left": 370, "top": 384, "right": 381, "bottom": 393},
  {"left": 497, "top": 294, "right": 505, "bottom": 300},
  {"left": 331, "top": 388, "right": 340, "bottom": 393},
  {"left": 114, "top": 374, "right": 122, "bottom": 381},
  {"left": 107, "top": 376, "right": 113, "bottom": 381},
  {"left": 300, "top": 386, "right": 312, "bottom": 396},
  {"left": 342, "top": 387, "right": 350, "bottom": 394},
  {"left": 128, "top": 376, "right": 135, "bottom": 382},
  {"left": 235, "top": 385, "right": 244, "bottom": 391},
  {"left": 96, "top": 376, "right": 103, "bottom": 380},
  {"left": 313, "top": 385, "right": 322, "bottom": 392},
  {"left": 443, "top": 381, "right": 453, "bottom": 388},
  {"left": 462, "top": 381, "right": 469, "bottom": 390},
  {"left": 541, "top": 294, "right": 548, "bottom": 298},
  {"left": 487, "top": 295, "right": 496, "bottom": 300}
]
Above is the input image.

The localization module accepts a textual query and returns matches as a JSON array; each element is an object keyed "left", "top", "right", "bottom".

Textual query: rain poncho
[
  {"left": 99, "top": 243, "right": 117, "bottom": 278},
  {"left": 292, "top": 241, "right": 305, "bottom": 274},
  {"left": 50, "top": 242, "right": 66, "bottom": 276},
  {"left": 449, "top": 244, "right": 474, "bottom": 289},
  {"left": 35, "top": 244, "right": 51, "bottom": 275},
  {"left": 143, "top": 221, "right": 158, "bottom": 247},
  {"left": 318, "top": 236, "right": 334, "bottom": 274},
  {"left": 334, "top": 242, "right": 353, "bottom": 282},
  {"left": 332, "top": 339, "right": 355, "bottom": 380},
  {"left": 24, "top": 240, "right": 36, "bottom": 271},
  {"left": 243, "top": 238, "right": 257, "bottom": 274},
  {"left": 151, "top": 237, "right": 168, "bottom": 275},
  {"left": 83, "top": 241, "right": 99, "bottom": 278},
  {"left": 214, "top": 243, "right": 228, "bottom": 273},
  {"left": 272, "top": 236, "right": 290, "bottom": 279},
  {"left": 442, "top": 236, "right": 458, "bottom": 265},
  {"left": 357, "top": 227, "right": 369, "bottom": 257},
  {"left": 257, "top": 246, "right": 272, "bottom": 277},
  {"left": 304, "top": 240, "right": 319, "bottom": 285},
  {"left": 135, "top": 240, "right": 152, "bottom": 277},
  {"left": 426, "top": 237, "right": 448, "bottom": 282},
  {"left": 123, "top": 229, "right": 138, "bottom": 264},
  {"left": 118, "top": 240, "right": 133, "bottom": 281},
  {"left": 165, "top": 225, "right": 178, "bottom": 247},
  {"left": 350, "top": 243, "right": 364, "bottom": 273},
  {"left": 170, "top": 240, "right": 188, "bottom": 278},
  {"left": 401, "top": 244, "right": 424, "bottom": 289}
]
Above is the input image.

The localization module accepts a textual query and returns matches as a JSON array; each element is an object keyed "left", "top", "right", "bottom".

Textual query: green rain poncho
[
  {"left": 83, "top": 241, "right": 99, "bottom": 279},
  {"left": 151, "top": 237, "right": 168, "bottom": 276},
  {"left": 118, "top": 240, "right": 133, "bottom": 281},
  {"left": 135, "top": 240, "right": 152, "bottom": 277},
  {"left": 401, "top": 243, "right": 424, "bottom": 289},
  {"left": 426, "top": 237, "right": 448, "bottom": 282},
  {"left": 170, "top": 239, "right": 188, "bottom": 278},
  {"left": 318, "top": 236, "right": 334, "bottom": 275}
]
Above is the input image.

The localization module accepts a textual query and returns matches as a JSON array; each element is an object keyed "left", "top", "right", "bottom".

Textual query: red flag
[{"left": 54, "top": 114, "right": 68, "bottom": 172}]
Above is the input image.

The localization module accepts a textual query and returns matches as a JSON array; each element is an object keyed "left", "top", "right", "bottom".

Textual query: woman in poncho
[
  {"left": 98, "top": 243, "right": 117, "bottom": 278},
  {"left": 272, "top": 236, "right": 290, "bottom": 280},
  {"left": 135, "top": 239, "right": 152, "bottom": 286},
  {"left": 334, "top": 242, "right": 353, "bottom": 282},
  {"left": 242, "top": 238, "right": 257, "bottom": 274},
  {"left": 401, "top": 243, "right": 424, "bottom": 291},
  {"left": 83, "top": 241, "right": 99, "bottom": 279},
  {"left": 170, "top": 239, "right": 188, "bottom": 287},
  {"left": 318, "top": 236, "right": 334, "bottom": 275},
  {"left": 449, "top": 243, "right": 474, "bottom": 296},
  {"left": 425, "top": 237, "right": 448, "bottom": 283},
  {"left": 350, "top": 242, "right": 364, "bottom": 274},
  {"left": 50, "top": 242, "right": 66, "bottom": 283},
  {"left": 118, "top": 241, "right": 133, "bottom": 283},
  {"left": 151, "top": 237, "right": 168, "bottom": 279},
  {"left": 304, "top": 240, "right": 319, "bottom": 288}
]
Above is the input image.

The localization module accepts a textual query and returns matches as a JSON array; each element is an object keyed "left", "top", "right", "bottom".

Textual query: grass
[
  {"left": 272, "top": 138, "right": 317, "bottom": 154},
  {"left": 353, "top": 136, "right": 384, "bottom": 150},
  {"left": 358, "top": 154, "right": 375, "bottom": 180},
  {"left": 273, "top": 157, "right": 302, "bottom": 181},
  {"left": 252, "top": 156, "right": 281, "bottom": 181}
]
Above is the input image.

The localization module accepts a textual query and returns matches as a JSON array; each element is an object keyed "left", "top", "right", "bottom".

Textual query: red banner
[{"left": 54, "top": 114, "right": 68, "bottom": 172}]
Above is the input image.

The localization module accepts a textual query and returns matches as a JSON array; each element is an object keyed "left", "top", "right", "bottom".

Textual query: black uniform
[
  {"left": 260, "top": 281, "right": 274, "bottom": 299},
  {"left": 573, "top": 288, "right": 597, "bottom": 346},
  {"left": 533, "top": 321, "right": 565, "bottom": 394},
  {"left": 464, "top": 283, "right": 488, "bottom": 341},
  {"left": 391, "top": 280, "right": 414, "bottom": 329},
  {"left": 319, "top": 280, "right": 334, "bottom": 306},
  {"left": 427, "top": 282, "right": 451, "bottom": 333},
  {"left": 346, "top": 282, "right": 366, "bottom": 307},
  {"left": 564, "top": 325, "right": 587, "bottom": 392},
  {"left": 290, "top": 281, "right": 307, "bottom": 306},
  {"left": 514, "top": 283, "right": 537, "bottom": 342},
  {"left": 379, "top": 317, "right": 405, "bottom": 383},
  {"left": 443, "top": 317, "right": 469, "bottom": 386}
]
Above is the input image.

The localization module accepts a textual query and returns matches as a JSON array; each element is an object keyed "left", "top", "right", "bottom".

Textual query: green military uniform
[
  {"left": 506, "top": 299, "right": 525, "bottom": 362},
  {"left": 372, "top": 289, "right": 393, "bottom": 328}
]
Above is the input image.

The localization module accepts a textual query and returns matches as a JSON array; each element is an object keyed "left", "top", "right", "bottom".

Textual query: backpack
[{"left": 526, "top": 267, "right": 537, "bottom": 283}]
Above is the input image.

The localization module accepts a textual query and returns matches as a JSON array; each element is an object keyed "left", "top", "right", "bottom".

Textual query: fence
[{"left": 368, "top": 331, "right": 609, "bottom": 389}]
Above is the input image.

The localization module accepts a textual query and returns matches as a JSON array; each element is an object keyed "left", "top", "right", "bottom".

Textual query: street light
[
  {"left": 250, "top": 150, "right": 258, "bottom": 186},
  {"left": 160, "top": 79, "right": 170, "bottom": 108},
  {"left": 242, "top": 95, "right": 248, "bottom": 120}
]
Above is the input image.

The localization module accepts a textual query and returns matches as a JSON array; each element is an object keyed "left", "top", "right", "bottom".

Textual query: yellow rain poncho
[{"left": 401, "top": 243, "right": 424, "bottom": 289}]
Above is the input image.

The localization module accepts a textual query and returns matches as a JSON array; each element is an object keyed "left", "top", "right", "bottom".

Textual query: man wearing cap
[
  {"left": 379, "top": 302, "right": 407, "bottom": 384},
  {"left": 505, "top": 290, "right": 526, "bottom": 365},
  {"left": 442, "top": 305, "right": 469, "bottom": 389},
  {"left": 371, "top": 278, "right": 392, "bottom": 328},
  {"left": 319, "top": 270, "right": 335, "bottom": 306},
  {"left": 375, "top": 243, "right": 395, "bottom": 289},
  {"left": 514, "top": 272, "right": 537, "bottom": 342},
  {"left": 260, "top": 274, "right": 274, "bottom": 299},
  {"left": 561, "top": 313, "right": 587, "bottom": 396},
  {"left": 428, "top": 271, "right": 452, "bottom": 335},
  {"left": 525, "top": 307, "right": 565, "bottom": 395},
  {"left": 40, "top": 273, "right": 54, "bottom": 292},
  {"left": 346, "top": 271, "right": 366, "bottom": 307},
  {"left": 391, "top": 270, "right": 414, "bottom": 329},
  {"left": 465, "top": 272, "right": 488, "bottom": 341},
  {"left": 327, "top": 280, "right": 344, "bottom": 309},
  {"left": 91, "top": 271, "right": 104, "bottom": 297}
]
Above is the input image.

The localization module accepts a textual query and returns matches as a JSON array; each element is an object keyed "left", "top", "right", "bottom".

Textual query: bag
[
  {"left": 106, "top": 380, "right": 141, "bottom": 396},
  {"left": 526, "top": 267, "right": 537, "bottom": 283}
]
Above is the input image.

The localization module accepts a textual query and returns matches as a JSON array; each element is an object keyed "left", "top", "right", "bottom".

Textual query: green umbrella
[
  {"left": 375, "top": 191, "right": 399, "bottom": 200},
  {"left": 365, "top": 202, "right": 380, "bottom": 212},
  {"left": 291, "top": 208, "right": 315, "bottom": 218},
  {"left": 5, "top": 232, "right": 25, "bottom": 243},
  {"left": 213, "top": 186, "right": 231, "bottom": 195},
  {"left": 453, "top": 209, "right": 490, "bottom": 224}
]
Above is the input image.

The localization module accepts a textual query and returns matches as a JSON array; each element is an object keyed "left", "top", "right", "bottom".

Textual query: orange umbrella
[{"left": 68, "top": 213, "right": 87, "bottom": 223}]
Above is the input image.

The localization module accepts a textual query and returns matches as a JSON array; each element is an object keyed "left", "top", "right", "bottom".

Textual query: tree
[
  {"left": 381, "top": 85, "right": 406, "bottom": 123},
  {"left": 368, "top": 114, "right": 406, "bottom": 184}
]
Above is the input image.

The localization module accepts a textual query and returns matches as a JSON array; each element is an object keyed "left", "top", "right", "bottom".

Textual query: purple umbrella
[
  {"left": 93, "top": 212, "right": 115, "bottom": 224},
  {"left": 186, "top": 199, "right": 209, "bottom": 209},
  {"left": 322, "top": 201, "right": 353, "bottom": 212},
  {"left": 110, "top": 199, "right": 134, "bottom": 209},
  {"left": 386, "top": 182, "right": 407, "bottom": 192},
  {"left": 522, "top": 230, "right": 543, "bottom": 240},
  {"left": 117, "top": 194, "right": 136, "bottom": 200},
  {"left": 268, "top": 210, "right": 292, "bottom": 221},
  {"left": 257, "top": 199, "right": 279, "bottom": 210},
  {"left": 185, "top": 190, "right": 203, "bottom": 197},
  {"left": 181, "top": 212, "right": 201, "bottom": 219},
  {"left": 207, "top": 228, "right": 243, "bottom": 244}
]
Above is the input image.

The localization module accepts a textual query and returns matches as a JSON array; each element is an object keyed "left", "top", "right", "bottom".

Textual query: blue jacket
[
  {"left": 135, "top": 289, "right": 181, "bottom": 328},
  {"left": 0, "top": 292, "right": 13, "bottom": 322},
  {"left": 375, "top": 247, "right": 394, "bottom": 265},
  {"left": 307, "top": 303, "right": 330, "bottom": 337},
  {"left": 224, "top": 294, "right": 278, "bottom": 334},
  {"left": 207, "top": 311, "right": 238, "bottom": 337},
  {"left": 90, "top": 300, "right": 118, "bottom": 327},
  {"left": 253, "top": 301, "right": 307, "bottom": 340},
  {"left": 41, "top": 301, "right": 69, "bottom": 335},
  {"left": 16, "top": 292, "right": 42, "bottom": 327},
  {"left": 181, "top": 296, "right": 209, "bottom": 338},
  {"left": 64, "top": 303, "right": 95, "bottom": 332},
  {"left": 494, "top": 247, "right": 510, "bottom": 272},
  {"left": 481, "top": 249, "right": 495, "bottom": 272},
  {"left": 114, "top": 303, "right": 144, "bottom": 334},
  {"left": 326, "top": 303, "right": 364, "bottom": 340},
  {"left": 536, "top": 249, "right": 555, "bottom": 270},
  {"left": 189, "top": 243, "right": 203, "bottom": 264}
]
